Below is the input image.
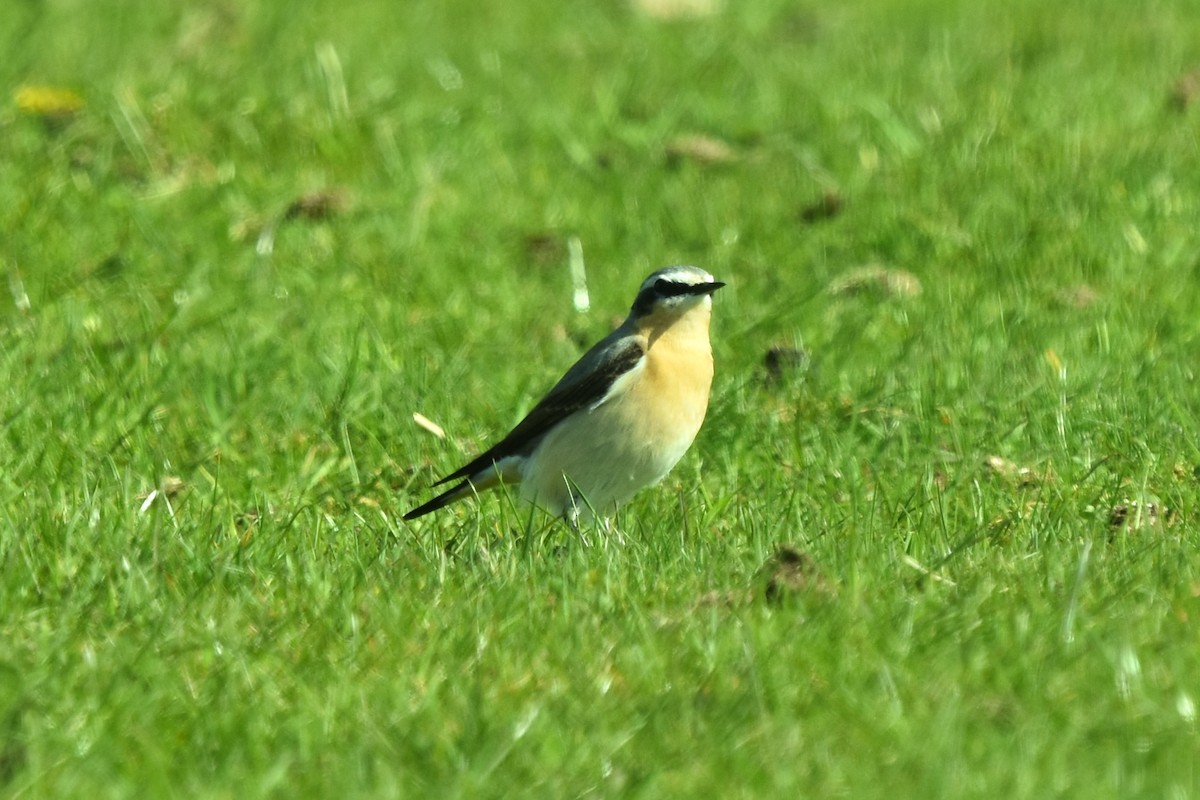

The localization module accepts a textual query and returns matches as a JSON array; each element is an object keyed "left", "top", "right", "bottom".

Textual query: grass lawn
[{"left": 3, "top": 0, "right": 1200, "bottom": 796}]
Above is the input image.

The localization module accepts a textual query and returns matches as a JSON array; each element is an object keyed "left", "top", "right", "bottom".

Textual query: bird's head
[{"left": 630, "top": 265, "right": 725, "bottom": 320}]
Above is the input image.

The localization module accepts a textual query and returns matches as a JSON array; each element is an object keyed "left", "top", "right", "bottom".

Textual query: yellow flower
[{"left": 15, "top": 85, "right": 84, "bottom": 116}]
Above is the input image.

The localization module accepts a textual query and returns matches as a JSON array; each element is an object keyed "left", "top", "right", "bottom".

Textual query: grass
[{"left": 3, "top": 0, "right": 1200, "bottom": 796}]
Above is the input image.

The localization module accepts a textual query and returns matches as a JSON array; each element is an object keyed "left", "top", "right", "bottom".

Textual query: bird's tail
[
  {"left": 402, "top": 479, "right": 476, "bottom": 520},
  {"left": 402, "top": 464, "right": 515, "bottom": 521}
]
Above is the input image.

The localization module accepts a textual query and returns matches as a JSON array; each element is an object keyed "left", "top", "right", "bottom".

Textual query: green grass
[{"left": 3, "top": 0, "right": 1200, "bottom": 796}]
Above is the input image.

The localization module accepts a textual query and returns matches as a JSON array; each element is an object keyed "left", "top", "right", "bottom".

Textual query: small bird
[{"left": 404, "top": 265, "right": 725, "bottom": 525}]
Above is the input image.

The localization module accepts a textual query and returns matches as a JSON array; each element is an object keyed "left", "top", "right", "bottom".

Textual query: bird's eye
[{"left": 654, "top": 279, "right": 671, "bottom": 293}]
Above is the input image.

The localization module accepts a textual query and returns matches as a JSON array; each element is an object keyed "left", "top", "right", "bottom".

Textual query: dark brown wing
[{"left": 430, "top": 337, "right": 645, "bottom": 487}]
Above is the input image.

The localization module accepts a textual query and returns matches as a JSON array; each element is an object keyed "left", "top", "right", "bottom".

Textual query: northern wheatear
[{"left": 404, "top": 265, "right": 725, "bottom": 525}]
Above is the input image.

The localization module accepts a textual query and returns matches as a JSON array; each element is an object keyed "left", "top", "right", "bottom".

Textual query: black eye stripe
[{"left": 654, "top": 279, "right": 700, "bottom": 297}]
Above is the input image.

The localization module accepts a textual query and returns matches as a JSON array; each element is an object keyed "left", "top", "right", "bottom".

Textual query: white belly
[{"left": 518, "top": 390, "right": 703, "bottom": 520}]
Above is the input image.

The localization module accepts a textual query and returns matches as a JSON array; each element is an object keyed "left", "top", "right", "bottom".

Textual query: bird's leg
[{"left": 563, "top": 505, "right": 581, "bottom": 534}]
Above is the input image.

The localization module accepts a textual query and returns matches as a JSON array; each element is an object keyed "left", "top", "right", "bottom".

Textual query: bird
[{"left": 403, "top": 265, "right": 725, "bottom": 526}]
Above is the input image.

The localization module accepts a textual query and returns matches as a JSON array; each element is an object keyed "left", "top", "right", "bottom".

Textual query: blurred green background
[{"left": 2, "top": 0, "right": 1199, "bottom": 796}]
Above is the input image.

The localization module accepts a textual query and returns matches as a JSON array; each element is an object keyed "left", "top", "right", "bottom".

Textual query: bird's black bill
[{"left": 692, "top": 280, "right": 726, "bottom": 295}]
